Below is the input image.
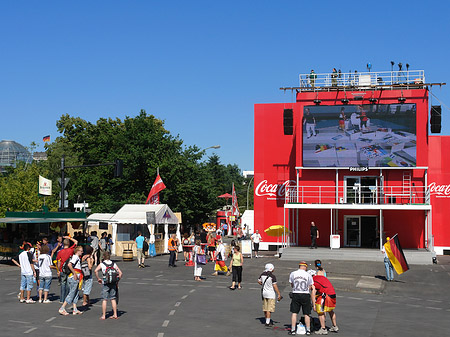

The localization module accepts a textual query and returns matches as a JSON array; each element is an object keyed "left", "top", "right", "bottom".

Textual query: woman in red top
[{"left": 312, "top": 268, "right": 339, "bottom": 333}]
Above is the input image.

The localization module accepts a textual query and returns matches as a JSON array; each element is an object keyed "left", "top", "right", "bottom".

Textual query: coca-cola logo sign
[
  {"left": 429, "top": 182, "right": 450, "bottom": 198},
  {"left": 255, "top": 179, "right": 296, "bottom": 200}
]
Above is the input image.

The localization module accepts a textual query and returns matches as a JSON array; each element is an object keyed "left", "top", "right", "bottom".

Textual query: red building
[{"left": 254, "top": 70, "right": 450, "bottom": 255}]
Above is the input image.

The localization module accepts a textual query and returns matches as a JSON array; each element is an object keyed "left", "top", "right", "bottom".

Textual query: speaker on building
[
  {"left": 283, "top": 109, "right": 293, "bottom": 135},
  {"left": 430, "top": 105, "right": 442, "bottom": 133}
]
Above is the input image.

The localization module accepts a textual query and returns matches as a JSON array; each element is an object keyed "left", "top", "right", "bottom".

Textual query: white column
[
  {"left": 111, "top": 223, "right": 117, "bottom": 256},
  {"left": 164, "top": 224, "right": 169, "bottom": 253},
  {"left": 176, "top": 224, "right": 182, "bottom": 252}
]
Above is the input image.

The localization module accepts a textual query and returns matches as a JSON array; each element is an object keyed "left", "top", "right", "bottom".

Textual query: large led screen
[{"left": 302, "top": 104, "right": 416, "bottom": 167}]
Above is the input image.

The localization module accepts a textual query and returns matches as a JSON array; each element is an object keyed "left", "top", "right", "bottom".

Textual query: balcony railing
[
  {"left": 286, "top": 185, "right": 430, "bottom": 205},
  {"left": 299, "top": 70, "right": 425, "bottom": 90}
]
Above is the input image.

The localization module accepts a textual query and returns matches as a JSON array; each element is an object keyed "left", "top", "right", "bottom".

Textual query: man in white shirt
[
  {"left": 12, "top": 244, "right": 36, "bottom": 303},
  {"left": 288, "top": 261, "right": 315, "bottom": 335},
  {"left": 251, "top": 230, "right": 262, "bottom": 258},
  {"left": 258, "top": 263, "right": 282, "bottom": 327}
]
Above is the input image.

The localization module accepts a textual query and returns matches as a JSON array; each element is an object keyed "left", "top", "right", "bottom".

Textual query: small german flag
[
  {"left": 384, "top": 234, "right": 409, "bottom": 275},
  {"left": 43, "top": 135, "right": 50, "bottom": 142}
]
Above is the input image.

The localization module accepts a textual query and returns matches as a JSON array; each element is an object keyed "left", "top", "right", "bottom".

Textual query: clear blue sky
[{"left": 1, "top": 1, "right": 449, "bottom": 171}]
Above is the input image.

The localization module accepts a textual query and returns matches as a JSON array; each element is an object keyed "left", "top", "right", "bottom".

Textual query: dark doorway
[{"left": 360, "top": 216, "right": 378, "bottom": 248}]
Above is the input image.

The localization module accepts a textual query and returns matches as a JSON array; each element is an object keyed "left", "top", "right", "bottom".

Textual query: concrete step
[{"left": 280, "top": 247, "right": 433, "bottom": 265}]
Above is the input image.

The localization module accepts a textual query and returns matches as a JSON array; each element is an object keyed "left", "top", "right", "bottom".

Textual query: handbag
[{"left": 196, "top": 254, "right": 206, "bottom": 265}]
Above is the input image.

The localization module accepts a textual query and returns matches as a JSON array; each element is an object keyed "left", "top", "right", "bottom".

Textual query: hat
[
  {"left": 265, "top": 263, "right": 274, "bottom": 272},
  {"left": 299, "top": 261, "right": 308, "bottom": 267}
]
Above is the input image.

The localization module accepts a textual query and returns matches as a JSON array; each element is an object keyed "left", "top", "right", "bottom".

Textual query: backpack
[
  {"left": 103, "top": 261, "right": 118, "bottom": 284},
  {"left": 62, "top": 255, "right": 73, "bottom": 275},
  {"left": 142, "top": 240, "right": 149, "bottom": 252},
  {"left": 80, "top": 259, "right": 90, "bottom": 277}
]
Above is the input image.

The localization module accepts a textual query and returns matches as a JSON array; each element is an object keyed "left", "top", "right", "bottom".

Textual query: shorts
[
  {"left": 38, "top": 276, "right": 52, "bottom": 292},
  {"left": 254, "top": 243, "right": 260, "bottom": 251},
  {"left": 102, "top": 284, "right": 117, "bottom": 300},
  {"left": 208, "top": 246, "right": 215, "bottom": 252},
  {"left": 262, "top": 298, "right": 276, "bottom": 312},
  {"left": 20, "top": 275, "right": 34, "bottom": 291},
  {"left": 290, "top": 293, "right": 312, "bottom": 315},
  {"left": 137, "top": 248, "right": 144, "bottom": 261},
  {"left": 82, "top": 277, "right": 93, "bottom": 295}
]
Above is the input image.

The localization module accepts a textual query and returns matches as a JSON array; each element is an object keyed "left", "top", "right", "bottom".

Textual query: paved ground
[{"left": 1, "top": 253, "right": 450, "bottom": 337}]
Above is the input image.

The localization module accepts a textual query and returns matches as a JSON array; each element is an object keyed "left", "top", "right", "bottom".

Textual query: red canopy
[{"left": 218, "top": 193, "right": 232, "bottom": 198}]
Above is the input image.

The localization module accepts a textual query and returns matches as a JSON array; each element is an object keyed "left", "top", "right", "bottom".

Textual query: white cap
[{"left": 264, "top": 263, "right": 274, "bottom": 272}]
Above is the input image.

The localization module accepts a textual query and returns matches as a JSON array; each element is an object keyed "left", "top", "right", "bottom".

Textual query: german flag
[
  {"left": 43, "top": 135, "right": 50, "bottom": 142},
  {"left": 384, "top": 234, "right": 409, "bottom": 275}
]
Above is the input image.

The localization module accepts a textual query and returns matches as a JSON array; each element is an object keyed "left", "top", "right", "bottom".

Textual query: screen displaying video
[{"left": 302, "top": 104, "right": 416, "bottom": 167}]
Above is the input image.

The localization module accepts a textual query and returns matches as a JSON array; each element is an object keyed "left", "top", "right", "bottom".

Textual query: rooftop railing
[
  {"left": 286, "top": 185, "right": 430, "bottom": 205},
  {"left": 298, "top": 70, "right": 425, "bottom": 90}
]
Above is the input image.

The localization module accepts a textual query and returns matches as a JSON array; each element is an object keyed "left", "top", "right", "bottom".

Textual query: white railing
[
  {"left": 299, "top": 70, "right": 425, "bottom": 89},
  {"left": 286, "top": 185, "right": 429, "bottom": 205}
]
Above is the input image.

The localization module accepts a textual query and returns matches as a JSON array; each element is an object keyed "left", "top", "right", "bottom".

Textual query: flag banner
[
  {"left": 232, "top": 183, "right": 240, "bottom": 217},
  {"left": 146, "top": 174, "right": 166, "bottom": 204},
  {"left": 384, "top": 234, "right": 409, "bottom": 275},
  {"left": 43, "top": 135, "right": 50, "bottom": 142},
  {"left": 38, "top": 175, "right": 52, "bottom": 196}
]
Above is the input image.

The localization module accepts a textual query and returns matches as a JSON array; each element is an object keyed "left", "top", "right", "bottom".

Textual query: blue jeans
[
  {"left": 65, "top": 277, "right": 79, "bottom": 305},
  {"left": 82, "top": 277, "right": 93, "bottom": 296},
  {"left": 60, "top": 273, "right": 69, "bottom": 303},
  {"left": 20, "top": 275, "right": 34, "bottom": 291},
  {"left": 384, "top": 257, "right": 394, "bottom": 281},
  {"left": 39, "top": 276, "right": 52, "bottom": 292}
]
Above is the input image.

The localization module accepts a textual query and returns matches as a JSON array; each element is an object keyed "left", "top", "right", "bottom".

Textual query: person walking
[
  {"left": 193, "top": 239, "right": 205, "bottom": 281},
  {"left": 382, "top": 237, "right": 394, "bottom": 281},
  {"left": 95, "top": 251, "right": 123, "bottom": 320},
  {"left": 228, "top": 245, "right": 244, "bottom": 289},
  {"left": 207, "top": 231, "right": 216, "bottom": 262},
  {"left": 258, "top": 263, "right": 282, "bottom": 327},
  {"left": 168, "top": 234, "right": 178, "bottom": 267},
  {"left": 37, "top": 244, "right": 55, "bottom": 303},
  {"left": 211, "top": 240, "right": 227, "bottom": 276},
  {"left": 90, "top": 231, "right": 100, "bottom": 265},
  {"left": 99, "top": 232, "right": 108, "bottom": 262},
  {"left": 251, "top": 230, "right": 262, "bottom": 258},
  {"left": 59, "top": 246, "right": 83, "bottom": 316},
  {"left": 135, "top": 231, "right": 145, "bottom": 268},
  {"left": 312, "top": 268, "right": 339, "bottom": 334},
  {"left": 56, "top": 236, "right": 78, "bottom": 304},
  {"left": 310, "top": 222, "right": 319, "bottom": 249},
  {"left": 288, "top": 261, "right": 315, "bottom": 335}
]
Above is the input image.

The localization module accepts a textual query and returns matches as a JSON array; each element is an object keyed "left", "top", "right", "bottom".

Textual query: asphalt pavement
[{"left": 1, "top": 252, "right": 449, "bottom": 337}]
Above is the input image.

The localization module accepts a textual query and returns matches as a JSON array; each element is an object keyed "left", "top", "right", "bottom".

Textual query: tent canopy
[{"left": 110, "top": 204, "right": 179, "bottom": 225}]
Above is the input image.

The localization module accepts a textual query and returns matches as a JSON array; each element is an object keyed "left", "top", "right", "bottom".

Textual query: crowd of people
[{"left": 11, "top": 232, "right": 122, "bottom": 319}]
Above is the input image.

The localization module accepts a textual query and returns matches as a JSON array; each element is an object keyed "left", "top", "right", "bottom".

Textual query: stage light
[
  {"left": 341, "top": 98, "right": 349, "bottom": 104},
  {"left": 369, "top": 98, "right": 378, "bottom": 103},
  {"left": 366, "top": 63, "right": 372, "bottom": 72},
  {"left": 398, "top": 97, "right": 406, "bottom": 103},
  {"left": 406, "top": 63, "right": 410, "bottom": 71},
  {"left": 398, "top": 63, "right": 403, "bottom": 71},
  {"left": 390, "top": 61, "right": 395, "bottom": 71},
  {"left": 314, "top": 99, "right": 322, "bottom": 105}
]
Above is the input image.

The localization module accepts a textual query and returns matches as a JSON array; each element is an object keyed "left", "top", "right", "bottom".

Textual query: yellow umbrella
[{"left": 264, "top": 225, "right": 291, "bottom": 237}]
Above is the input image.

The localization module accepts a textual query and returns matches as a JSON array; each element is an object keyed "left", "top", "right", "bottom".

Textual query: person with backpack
[
  {"left": 95, "top": 251, "right": 123, "bottom": 320},
  {"left": 258, "top": 263, "right": 282, "bottom": 327},
  {"left": 59, "top": 246, "right": 84, "bottom": 316},
  {"left": 81, "top": 246, "right": 94, "bottom": 306},
  {"left": 56, "top": 236, "right": 78, "bottom": 304}
]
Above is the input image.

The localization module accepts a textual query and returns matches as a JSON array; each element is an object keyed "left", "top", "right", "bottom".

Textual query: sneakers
[
  {"left": 288, "top": 330, "right": 296, "bottom": 335},
  {"left": 329, "top": 326, "right": 339, "bottom": 333},
  {"left": 25, "top": 299, "right": 36, "bottom": 304},
  {"left": 19, "top": 299, "right": 25, "bottom": 303},
  {"left": 43, "top": 299, "right": 51, "bottom": 304},
  {"left": 315, "top": 328, "right": 328, "bottom": 335},
  {"left": 39, "top": 299, "right": 43, "bottom": 303},
  {"left": 306, "top": 331, "right": 311, "bottom": 335}
]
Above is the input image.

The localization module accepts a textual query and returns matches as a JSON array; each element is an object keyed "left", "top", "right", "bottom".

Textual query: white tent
[{"left": 109, "top": 204, "right": 181, "bottom": 254}]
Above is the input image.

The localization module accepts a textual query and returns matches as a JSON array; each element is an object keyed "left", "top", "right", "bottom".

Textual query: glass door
[
  {"left": 344, "top": 216, "right": 361, "bottom": 247},
  {"left": 345, "top": 177, "right": 361, "bottom": 204}
]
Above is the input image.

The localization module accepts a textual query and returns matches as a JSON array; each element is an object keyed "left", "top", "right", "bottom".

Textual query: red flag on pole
[
  {"left": 232, "top": 183, "right": 240, "bottom": 217},
  {"left": 146, "top": 174, "right": 166, "bottom": 204}
]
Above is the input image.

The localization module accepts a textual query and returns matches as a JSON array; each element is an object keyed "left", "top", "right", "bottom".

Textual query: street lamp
[{"left": 203, "top": 145, "right": 221, "bottom": 151}]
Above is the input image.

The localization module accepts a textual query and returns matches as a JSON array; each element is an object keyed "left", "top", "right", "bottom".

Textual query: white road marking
[
  {"left": 181, "top": 295, "right": 188, "bottom": 299},
  {"left": 348, "top": 297, "right": 362, "bottom": 300},
  {"left": 406, "top": 304, "right": 420, "bottom": 308},
  {"left": 167, "top": 284, "right": 179, "bottom": 286},
  {"left": 155, "top": 274, "right": 163, "bottom": 278},
  {"left": 427, "top": 299, "right": 442, "bottom": 303},
  {"left": 367, "top": 299, "right": 381, "bottom": 303},
  {"left": 45, "top": 317, "right": 56, "bottom": 322},
  {"left": 24, "top": 327, "right": 37, "bottom": 334},
  {"left": 153, "top": 283, "right": 163, "bottom": 286},
  {"left": 9, "top": 320, "right": 29, "bottom": 324},
  {"left": 7, "top": 291, "right": 17, "bottom": 295},
  {"left": 142, "top": 278, "right": 154, "bottom": 281},
  {"left": 248, "top": 287, "right": 260, "bottom": 290},
  {"left": 51, "top": 325, "right": 75, "bottom": 330},
  {"left": 409, "top": 297, "right": 421, "bottom": 300},
  {"left": 175, "top": 302, "right": 181, "bottom": 307},
  {"left": 128, "top": 277, "right": 139, "bottom": 280},
  {"left": 198, "top": 285, "right": 211, "bottom": 287},
  {"left": 136, "top": 282, "right": 149, "bottom": 285},
  {"left": 169, "top": 310, "right": 175, "bottom": 316},
  {"left": 157, "top": 333, "right": 164, "bottom": 337},
  {"left": 426, "top": 307, "right": 442, "bottom": 310},
  {"left": 384, "top": 301, "right": 397, "bottom": 304},
  {"left": 189, "top": 289, "right": 196, "bottom": 293},
  {"left": 121, "top": 281, "right": 133, "bottom": 284},
  {"left": 162, "top": 320, "right": 169, "bottom": 327}
]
